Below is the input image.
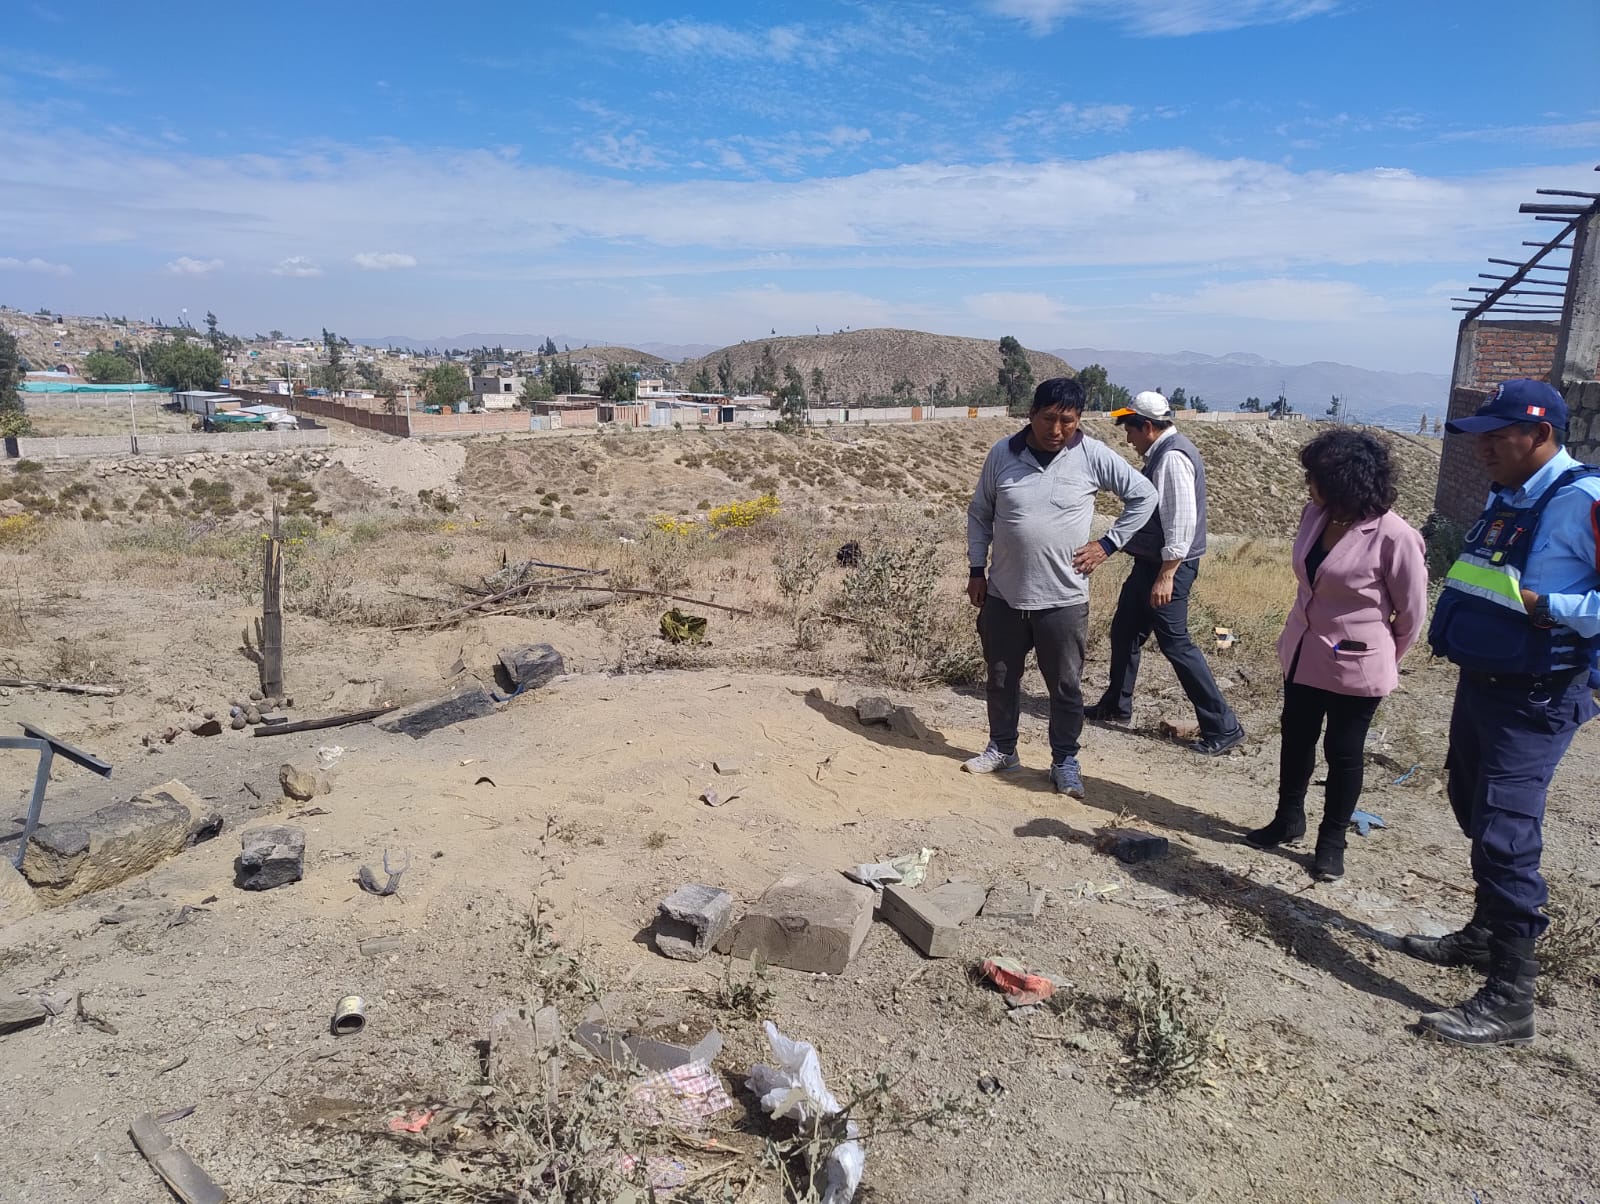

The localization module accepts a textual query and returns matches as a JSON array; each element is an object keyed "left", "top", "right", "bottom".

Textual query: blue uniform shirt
[{"left": 1489, "top": 448, "right": 1600, "bottom": 639}]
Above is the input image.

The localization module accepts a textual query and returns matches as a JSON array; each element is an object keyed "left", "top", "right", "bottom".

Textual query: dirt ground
[{"left": 1, "top": 419, "right": 1597, "bottom": 1204}]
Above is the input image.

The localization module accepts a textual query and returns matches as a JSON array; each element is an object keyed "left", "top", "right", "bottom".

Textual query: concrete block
[
  {"left": 489, "top": 1004, "right": 564, "bottom": 1105},
  {"left": 887, "top": 705, "right": 933, "bottom": 741},
  {"left": 729, "top": 872, "right": 875, "bottom": 974},
  {"left": 655, "top": 884, "right": 735, "bottom": 962},
  {"left": 0, "top": 858, "right": 40, "bottom": 925},
  {"left": 854, "top": 696, "right": 894, "bottom": 726},
  {"left": 0, "top": 997, "right": 49, "bottom": 1035},
  {"left": 498, "top": 643, "right": 566, "bottom": 691},
  {"left": 1103, "top": 831, "right": 1169, "bottom": 864},
  {"left": 879, "top": 885, "right": 962, "bottom": 958},
  {"left": 982, "top": 881, "right": 1045, "bottom": 923},
  {"left": 236, "top": 824, "right": 305, "bottom": 890},
  {"left": 377, "top": 684, "right": 497, "bottom": 739},
  {"left": 924, "top": 880, "right": 990, "bottom": 924},
  {"left": 21, "top": 779, "right": 223, "bottom": 905}
]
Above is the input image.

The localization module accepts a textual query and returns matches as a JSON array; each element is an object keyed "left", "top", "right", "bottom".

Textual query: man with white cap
[{"left": 1081, "top": 391, "right": 1245, "bottom": 755}]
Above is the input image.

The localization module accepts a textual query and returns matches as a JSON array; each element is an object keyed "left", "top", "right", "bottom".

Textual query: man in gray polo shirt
[{"left": 965, "top": 376, "right": 1157, "bottom": 796}]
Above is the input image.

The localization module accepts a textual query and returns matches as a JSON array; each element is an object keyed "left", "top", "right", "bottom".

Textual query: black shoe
[
  {"left": 1400, "top": 921, "right": 1493, "bottom": 972},
  {"left": 1311, "top": 822, "right": 1346, "bottom": 882},
  {"left": 1417, "top": 936, "right": 1537, "bottom": 1047},
  {"left": 1084, "top": 702, "right": 1132, "bottom": 723},
  {"left": 1189, "top": 726, "right": 1246, "bottom": 756},
  {"left": 1245, "top": 805, "right": 1306, "bottom": 849}
]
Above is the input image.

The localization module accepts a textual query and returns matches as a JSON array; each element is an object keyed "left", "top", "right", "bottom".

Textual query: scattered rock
[
  {"left": 729, "top": 872, "right": 875, "bottom": 975},
  {"left": 854, "top": 696, "right": 894, "bottom": 726},
  {"left": 377, "top": 685, "right": 498, "bottom": 739},
  {"left": 0, "top": 499, "right": 25, "bottom": 519},
  {"left": 498, "top": 643, "right": 566, "bottom": 692},
  {"left": 0, "top": 998, "right": 48, "bottom": 1035},
  {"left": 655, "top": 884, "right": 735, "bottom": 962},
  {"left": 712, "top": 758, "right": 742, "bottom": 775},
  {"left": 244, "top": 707, "right": 262, "bottom": 726},
  {"left": 249, "top": 689, "right": 264, "bottom": 702},
  {"left": 189, "top": 718, "right": 223, "bottom": 737},
  {"left": 358, "top": 935, "right": 404, "bottom": 957},
  {"left": 279, "top": 764, "right": 320, "bottom": 803},
  {"left": 230, "top": 715, "right": 247, "bottom": 731},
  {"left": 887, "top": 705, "right": 933, "bottom": 741},
  {"left": 1101, "top": 831, "right": 1170, "bottom": 864},
  {"left": 21, "top": 780, "right": 223, "bottom": 905},
  {"left": 236, "top": 825, "right": 306, "bottom": 891}
]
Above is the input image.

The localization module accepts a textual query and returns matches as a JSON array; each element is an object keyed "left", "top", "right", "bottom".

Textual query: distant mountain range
[
  {"left": 1053, "top": 348, "right": 1451, "bottom": 429},
  {"left": 356, "top": 332, "right": 718, "bottom": 361}
]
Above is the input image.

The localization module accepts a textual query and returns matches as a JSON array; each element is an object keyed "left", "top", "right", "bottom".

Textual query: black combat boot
[
  {"left": 1416, "top": 935, "right": 1537, "bottom": 1047},
  {"left": 1245, "top": 801, "right": 1306, "bottom": 849},
  {"left": 1400, "top": 915, "right": 1493, "bottom": 972},
  {"left": 1310, "top": 820, "right": 1346, "bottom": 882}
]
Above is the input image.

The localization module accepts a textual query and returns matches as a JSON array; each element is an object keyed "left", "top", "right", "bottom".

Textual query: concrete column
[{"left": 1554, "top": 209, "right": 1600, "bottom": 388}]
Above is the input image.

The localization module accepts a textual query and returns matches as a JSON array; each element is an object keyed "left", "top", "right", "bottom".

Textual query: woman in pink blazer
[{"left": 1246, "top": 429, "right": 1429, "bottom": 882}]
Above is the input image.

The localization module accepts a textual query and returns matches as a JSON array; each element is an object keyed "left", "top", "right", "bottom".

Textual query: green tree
[
  {"left": 541, "top": 336, "right": 558, "bottom": 357},
  {"left": 1270, "top": 392, "right": 1294, "bottom": 419},
  {"left": 753, "top": 344, "right": 779, "bottom": 394},
  {"left": 1240, "top": 396, "right": 1263, "bottom": 412},
  {"left": 519, "top": 374, "right": 554, "bottom": 406},
  {"left": 1190, "top": 395, "right": 1210, "bottom": 413},
  {"left": 810, "top": 366, "right": 828, "bottom": 405},
  {"left": 268, "top": 329, "right": 285, "bottom": 341},
  {"left": 547, "top": 357, "right": 583, "bottom": 394},
  {"left": 1168, "top": 386, "right": 1188, "bottom": 410},
  {"left": 0, "top": 326, "right": 31, "bottom": 436},
  {"left": 597, "top": 363, "right": 637, "bottom": 401},
  {"left": 422, "top": 363, "right": 471, "bottom": 408},
  {"left": 205, "top": 311, "right": 222, "bottom": 352},
  {"left": 716, "top": 352, "right": 734, "bottom": 395},
  {"left": 83, "top": 347, "right": 140, "bottom": 384},
  {"left": 321, "top": 328, "right": 348, "bottom": 394},
  {"left": 145, "top": 337, "right": 223, "bottom": 390},
  {"left": 355, "top": 361, "right": 384, "bottom": 389},
  {"left": 1103, "top": 383, "right": 1133, "bottom": 411},
  {"left": 775, "top": 363, "right": 808, "bottom": 434},
  {"left": 997, "top": 335, "right": 1034, "bottom": 413},
  {"left": 690, "top": 365, "right": 714, "bottom": 392}
]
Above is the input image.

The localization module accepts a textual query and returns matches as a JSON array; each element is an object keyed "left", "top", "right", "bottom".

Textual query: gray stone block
[
  {"left": 0, "top": 997, "right": 48, "bottom": 1035},
  {"left": 498, "top": 643, "right": 566, "bottom": 691},
  {"left": 378, "top": 685, "right": 497, "bottom": 738},
  {"left": 236, "top": 824, "right": 305, "bottom": 890},
  {"left": 655, "top": 884, "right": 735, "bottom": 962},
  {"left": 21, "top": 779, "right": 222, "bottom": 904},
  {"left": 982, "top": 881, "right": 1045, "bottom": 923},
  {"left": 1104, "top": 831, "right": 1169, "bottom": 864},
  {"left": 729, "top": 872, "right": 875, "bottom": 974},
  {"left": 887, "top": 705, "right": 933, "bottom": 741},
  {"left": 854, "top": 695, "right": 894, "bottom": 725}
]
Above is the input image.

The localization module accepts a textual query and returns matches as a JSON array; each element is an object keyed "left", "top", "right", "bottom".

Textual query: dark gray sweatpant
[{"left": 977, "top": 592, "right": 1089, "bottom": 764}]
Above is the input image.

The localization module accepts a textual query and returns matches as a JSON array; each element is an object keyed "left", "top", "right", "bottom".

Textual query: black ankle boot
[
  {"left": 1400, "top": 918, "right": 1493, "bottom": 972},
  {"left": 1245, "top": 803, "right": 1306, "bottom": 849},
  {"left": 1310, "top": 821, "right": 1346, "bottom": 881},
  {"left": 1417, "top": 936, "right": 1537, "bottom": 1046}
]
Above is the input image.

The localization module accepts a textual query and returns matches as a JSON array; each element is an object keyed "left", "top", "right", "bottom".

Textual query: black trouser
[
  {"left": 1096, "top": 558, "right": 1239, "bottom": 738},
  {"left": 1277, "top": 679, "right": 1381, "bottom": 827},
  {"left": 977, "top": 593, "right": 1089, "bottom": 763}
]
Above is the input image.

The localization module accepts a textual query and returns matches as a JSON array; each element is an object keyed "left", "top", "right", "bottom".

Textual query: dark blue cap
[{"left": 1445, "top": 378, "right": 1568, "bottom": 434}]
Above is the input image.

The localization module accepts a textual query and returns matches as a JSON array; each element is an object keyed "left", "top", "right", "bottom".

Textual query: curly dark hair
[{"left": 1299, "top": 429, "right": 1398, "bottom": 519}]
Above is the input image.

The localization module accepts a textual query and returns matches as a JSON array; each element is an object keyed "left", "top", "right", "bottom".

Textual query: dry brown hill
[
  {"left": 561, "top": 345, "right": 670, "bottom": 367},
  {"left": 683, "top": 328, "right": 1072, "bottom": 404}
]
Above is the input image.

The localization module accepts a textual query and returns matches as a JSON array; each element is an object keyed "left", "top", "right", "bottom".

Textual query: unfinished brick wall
[
  {"left": 1461, "top": 320, "right": 1560, "bottom": 388},
  {"left": 1435, "top": 387, "right": 1494, "bottom": 526}
]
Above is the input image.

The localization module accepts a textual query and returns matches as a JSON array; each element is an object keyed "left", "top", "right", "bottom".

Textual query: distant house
[
  {"left": 174, "top": 389, "right": 244, "bottom": 417},
  {"left": 471, "top": 373, "right": 523, "bottom": 412}
]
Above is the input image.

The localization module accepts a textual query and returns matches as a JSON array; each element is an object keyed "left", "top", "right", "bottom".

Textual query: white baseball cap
[{"left": 1111, "top": 390, "right": 1171, "bottom": 421}]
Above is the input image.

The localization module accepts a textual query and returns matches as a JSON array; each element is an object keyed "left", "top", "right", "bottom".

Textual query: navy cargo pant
[
  {"left": 1445, "top": 670, "right": 1598, "bottom": 938},
  {"left": 978, "top": 592, "right": 1089, "bottom": 764}
]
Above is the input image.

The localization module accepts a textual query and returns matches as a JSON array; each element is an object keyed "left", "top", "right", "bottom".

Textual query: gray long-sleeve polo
[{"left": 967, "top": 426, "right": 1157, "bottom": 609}]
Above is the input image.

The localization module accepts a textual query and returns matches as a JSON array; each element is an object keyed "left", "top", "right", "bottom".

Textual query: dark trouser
[
  {"left": 1445, "top": 670, "right": 1597, "bottom": 939},
  {"left": 1277, "top": 679, "right": 1381, "bottom": 826},
  {"left": 978, "top": 592, "right": 1088, "bottom": 763},
  {"left": 1096, "top": 558, "right": 1239, "bottom": 739}
]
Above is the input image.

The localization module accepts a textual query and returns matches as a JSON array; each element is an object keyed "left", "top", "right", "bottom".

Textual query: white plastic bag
[{"left": 746, "top": 1021, "right": 865, "bottom": 1204}]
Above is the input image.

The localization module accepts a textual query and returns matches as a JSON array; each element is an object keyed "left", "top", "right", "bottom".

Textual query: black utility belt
[{"left": 1459, "top": 666, "right": 1586, "bottom": 691}]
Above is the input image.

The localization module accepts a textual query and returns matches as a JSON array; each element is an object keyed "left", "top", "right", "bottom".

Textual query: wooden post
[{"left": 261, "top": 502, "right": 284, "bottom": 698}]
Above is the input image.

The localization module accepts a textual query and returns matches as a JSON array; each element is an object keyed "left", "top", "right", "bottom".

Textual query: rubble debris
[
  {"left": 0, "top": 997, "right": 49, "bottom": 1035},
  {"left": 497, "top": 643, "right": 566, "bottom": 692},
  {"left": 128, "top": 1112, "right": 228, "bottom": 1204},
  {"left": 252, "top": 706, "right": 397, "bottom": 738},
  {"left": 235, "top": 825, "right": 305, "bottom": 891},
  {"left": 729, "top": 872, "right": 875, "bottom": 975},
  {"left": 844, "top": 861, "right": 903, "bottom": 889},
  {"left": 358, "top": 936, "right": 403, "bottom": 957},
  {"left": 747, "top": 1021, "right": 865, "bottom": 1204},
  {"left": 1101, "top": 831, "right": 1170, "bottom": 864},
  {"left": 979, "top": 957, "right": 1055, "bottom": 1007},
  {"left": 357, "top": 849, "right": 409, "bottom": 896},
  {"left": 377, "top": 686, "right": 497, "bottom": 739},
  {"left": 981, "top": 881, "right": 1046, "bottom": 923},
  {"left": 887, "top": 705, "right": 934, "bottom": 741},
  {"left": 1214, "top": 627, "right": 1235, "bottom": 650},
  {"left": 854, "top": 695, "right": 894, "bottom": 726},
  {"left": 188, "top": 718, "right": 223, "bottom": 737},
  {"left": 278, "top": 764, "right": 320, "bottom": 803},
  {"left": 879, "top": 879, "right": 988, "bottom": 959},
  {"left": 654, "top": 884, "right": 735, "bottom": 962},
  {"left": 21, "top": 780, "right": 223, "bottom": 905}
]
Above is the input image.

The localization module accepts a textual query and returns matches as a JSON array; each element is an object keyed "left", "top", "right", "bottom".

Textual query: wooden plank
[
  {"left": 879, "top": 885, "right": 962, "bottom": 958},
  {"left": 251, "top": 705, "right": 397, "bottom": 738},
  {"left": 0, "top": 677, "right": 122, "bottom": 697},
  {"left": 260, "top": 505, "right": 283, "bottom": 699},
  {"left": 128, "top": 1113, "right": 229, "bottom": 1204}
]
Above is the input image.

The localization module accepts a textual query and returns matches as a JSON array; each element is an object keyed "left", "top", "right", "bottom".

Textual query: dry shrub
[{"left": 1540, "top": 878, "right": 1600, "bottom": 989}]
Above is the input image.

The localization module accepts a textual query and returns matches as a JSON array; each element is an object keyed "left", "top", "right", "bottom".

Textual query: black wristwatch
[
  {"left": 1530, "top": 595, "right": 1556, "bottom": 629},
  {"left": 969, "top": 566, "right": 985, "bottom": 579}
]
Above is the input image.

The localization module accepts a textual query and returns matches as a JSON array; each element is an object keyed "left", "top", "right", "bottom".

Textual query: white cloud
[
  {"left": 1148, "top": 278, "right": 1383, "bottom": 322},
  {"left": 271, "top": 256, "right": 323, "bottom": 277},
  {"left": 0, "top": 255, "right": 70, "bottom": 276},
  {"left": 966, "top": 291, "right": 1075, "bottom": 324},
  {"left": 580, "top": 133, "right": 669, "bottom": 172},
  {"left": 1440, "top": 119, "right": 1600, "bottom": 148},
  {"left": 351, "top": 251, "right": 417, "bottom": 270},
  {"left": 987, "top": 0, "right": 1340, "bottom": 36},
  {"left": 165, "top": 256, "right": 222, "bottom": 276}
]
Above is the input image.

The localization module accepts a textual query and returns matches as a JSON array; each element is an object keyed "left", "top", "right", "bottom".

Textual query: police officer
[{"left": 1405, "top": 378, "right": 1600, "bottom": 1046}]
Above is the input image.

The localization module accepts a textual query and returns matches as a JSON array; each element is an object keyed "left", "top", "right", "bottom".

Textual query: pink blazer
[{"left": 1276, "top": 504, "right": 1429, "bottom": 698}]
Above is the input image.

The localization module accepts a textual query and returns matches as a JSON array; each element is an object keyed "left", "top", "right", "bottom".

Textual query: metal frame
[{"left": 2, "top": 722, "right": 112, "bottom": 870}]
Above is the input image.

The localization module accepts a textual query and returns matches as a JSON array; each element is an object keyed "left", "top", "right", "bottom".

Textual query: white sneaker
[
  {"left": 1050, "top": 757, "right": 1085, "bottom": 798},
  {"left": 963, "top": 743, "right": 1021, "bottom": 774}
]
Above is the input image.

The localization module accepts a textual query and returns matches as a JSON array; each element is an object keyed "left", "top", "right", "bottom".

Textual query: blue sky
[{"left": 2, "top": 0, "right": 1597, "bottom": 372}]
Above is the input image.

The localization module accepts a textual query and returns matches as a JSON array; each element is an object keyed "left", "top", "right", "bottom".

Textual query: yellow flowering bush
[
  {"left": 649, "top": 514, "right": 700, "bottom": 538},
  {"left": 0, "top": 514, "right": 36, "bottom": 544},
  {"left": 707, "top": 493, "right": 780, "bottom": 531}
]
